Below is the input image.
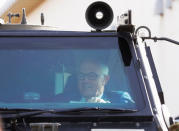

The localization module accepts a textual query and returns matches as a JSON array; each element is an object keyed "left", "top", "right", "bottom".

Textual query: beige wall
[{"left": 27, "top": 0, "right": 179, "bottom": 117}]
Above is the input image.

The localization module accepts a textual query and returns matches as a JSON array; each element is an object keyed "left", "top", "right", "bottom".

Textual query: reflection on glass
[{"left": 0, "top": 36, "right": 141, "bottom": 111}]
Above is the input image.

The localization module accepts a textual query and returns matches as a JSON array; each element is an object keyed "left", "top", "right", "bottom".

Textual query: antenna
[
  {"left": 41, "top": 13, "right": 44, "bottom": 25},
  {"left": 21, "top": 8, "right": 27, "bottom": 24}
]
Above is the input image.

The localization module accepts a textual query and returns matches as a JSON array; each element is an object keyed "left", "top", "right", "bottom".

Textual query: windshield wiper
[
  {"left": 0, "top": 108, "right": 49, "bottom": 119},
  {"left": 0, "top": 107, "right": 137, "bottom": 119},
  {"left": 0, "top": 108, "right": 43, "bottom": 112},
  {"left": 52, "top": 107, "right": 137, "bottom": 114}
]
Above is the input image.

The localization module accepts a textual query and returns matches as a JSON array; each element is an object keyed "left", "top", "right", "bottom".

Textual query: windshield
[{"left": 0, "top": 36, "right": 144, "bottom": 111}]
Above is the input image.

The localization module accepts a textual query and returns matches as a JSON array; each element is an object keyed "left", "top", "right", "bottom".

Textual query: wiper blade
[
  {"left": 53, "top": 107, "right": 137, "bottom": 114},
  {"left": 0, "top": 108, "right": 48, "bottom": 119},
  {"left": 0, "top": 108, "right": 43, "bottom": 112}
]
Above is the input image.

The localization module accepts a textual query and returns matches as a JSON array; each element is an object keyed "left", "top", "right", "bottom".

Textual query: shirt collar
[{"left": 80, "top": 93, "right": 104, "bottom": 102}]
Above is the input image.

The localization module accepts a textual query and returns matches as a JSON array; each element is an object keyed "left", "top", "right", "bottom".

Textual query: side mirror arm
[{"left": 135, "top": 26, "right": 179, "bottom": 46}]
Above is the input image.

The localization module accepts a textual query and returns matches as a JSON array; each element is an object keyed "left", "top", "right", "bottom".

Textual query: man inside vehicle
[
  {"left": 77, "top": 59, "right": 110, "bottom": 103},
  {"left": 56, "top": 59, "right": 135, "bottom": 104}
]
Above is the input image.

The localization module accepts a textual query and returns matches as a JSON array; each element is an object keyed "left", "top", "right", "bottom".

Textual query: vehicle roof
[{"left": 0, "top": 24, "right": 118, "bottom": 37}]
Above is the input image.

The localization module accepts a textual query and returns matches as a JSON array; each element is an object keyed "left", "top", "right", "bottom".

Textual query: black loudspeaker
[{"left": 85, "top": 1, "right": 114, "bottom": 30}]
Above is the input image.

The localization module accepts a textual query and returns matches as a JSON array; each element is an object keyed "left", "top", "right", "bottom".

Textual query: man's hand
[{"left": 87, "top": 97, "right": 110, "bottom": 103}]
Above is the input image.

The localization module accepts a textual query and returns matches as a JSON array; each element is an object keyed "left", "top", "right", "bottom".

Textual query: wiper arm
[{"left": 53, "top": 107, "right": 137, "bottom": 114}]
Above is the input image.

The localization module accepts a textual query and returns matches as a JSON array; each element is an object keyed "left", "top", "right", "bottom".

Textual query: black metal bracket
[
  {"left": 7, "top": 13, "right": 20, "bottom": 24},
  {"left": 135, "top": 26, "right": 179, "bottom": 46}
]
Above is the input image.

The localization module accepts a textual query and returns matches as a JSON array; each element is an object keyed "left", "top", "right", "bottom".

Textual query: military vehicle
[{"left": 0, "top": 1, "right": 179, "bottom": 131}]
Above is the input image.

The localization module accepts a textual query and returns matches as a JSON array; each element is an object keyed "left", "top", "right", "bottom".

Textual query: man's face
[{"left": 78, "top": 61, "right": 108, "bottom": 99}]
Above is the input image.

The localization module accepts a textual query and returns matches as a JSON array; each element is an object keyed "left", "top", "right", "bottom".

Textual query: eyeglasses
[{"left": 78, "top": 72, "right": 100, "bottom": 80}]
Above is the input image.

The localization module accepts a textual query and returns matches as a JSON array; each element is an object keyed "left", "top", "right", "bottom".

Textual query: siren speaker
[{"left": 85, "top": 1, "right": 114, "bottom": 30}]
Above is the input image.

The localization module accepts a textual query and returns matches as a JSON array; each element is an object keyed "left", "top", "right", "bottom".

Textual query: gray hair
[{"left": 79, "top": 58, "right": 109, "bottom": 76}]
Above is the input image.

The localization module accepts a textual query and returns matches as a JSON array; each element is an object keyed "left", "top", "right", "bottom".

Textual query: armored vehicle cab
[{"left": 0, "top": 1, "right": 178, "bottom": 131}]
